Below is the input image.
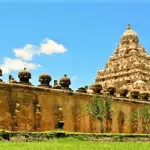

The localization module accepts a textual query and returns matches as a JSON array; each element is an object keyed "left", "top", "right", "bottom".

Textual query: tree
[
  {"left": 141, "top": 106, "right": 150, "bottom": 133},
  {"left": 131, "top": 105, "right": 150, "bottom": 133},
  {"left": 86, "top": 95, "right": 112, "bottom": 133},
  {"left": 84, "top": 85, "right": 88, "bottom": 90}
]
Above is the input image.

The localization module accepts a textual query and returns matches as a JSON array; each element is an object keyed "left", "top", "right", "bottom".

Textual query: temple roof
[
  {"left": 120, "top": 24, "right": 139, "bottom": 45},
  {"left": 122, "top": 24, "right": 137, "bottom": 36}
]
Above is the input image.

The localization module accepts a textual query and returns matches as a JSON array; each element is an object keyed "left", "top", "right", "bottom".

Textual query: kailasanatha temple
[{"left": 0, "top": 24, "right": 150, "bottom": 133}]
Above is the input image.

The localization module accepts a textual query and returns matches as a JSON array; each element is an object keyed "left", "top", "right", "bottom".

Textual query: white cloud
[
  {"left": 14, "top": 44, "right": 39, "bottom": 61},
  {"left": 0, "top": 38, "right": 66, "bottom": 75},
  {"left": 14, "top": 38, "right": 67, "bottom": 61},
  {"left": 40, "top": 38, "right": 67, "bottom": 55},
  {"left": 0, "top": 57, "right": 41, "bottom": 74}
]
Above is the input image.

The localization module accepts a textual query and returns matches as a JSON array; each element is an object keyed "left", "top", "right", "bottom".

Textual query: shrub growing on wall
[
  {"left": 86, "top": 95, "right": 112, "bottom": 133},
  {"left": 131, "top": 106, "right": 150, "bottom": 133},
  {"left": 141, "top": 106, "right": 150, "bottom": 133}
]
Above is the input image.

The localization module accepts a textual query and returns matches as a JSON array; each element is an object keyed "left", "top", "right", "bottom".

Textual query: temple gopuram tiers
[{"left": 94, "top": 24, "right": 150, "bottom": 94}]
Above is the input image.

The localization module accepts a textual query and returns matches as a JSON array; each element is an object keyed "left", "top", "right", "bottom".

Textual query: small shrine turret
[
  {"left": 59, "top": 74, "right": 71, "bottom": 90},
  {"left": 90, "top": 82, "right": 102, "bottom": 94},
  {"left": 18, "top": 68, "right": 32, "bottom": 85},
  {"left": 38, "top": 73, "right": 52, "bottom": 88}
]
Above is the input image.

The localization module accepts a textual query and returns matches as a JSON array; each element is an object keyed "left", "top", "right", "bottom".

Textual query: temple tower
[{"left": 95, "top": 24, "right": 150, "bottom": 92}]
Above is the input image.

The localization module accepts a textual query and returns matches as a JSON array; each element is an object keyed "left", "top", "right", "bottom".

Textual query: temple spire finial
[{"left": 127, "top": 24, "right": 131, "bottom": 30}]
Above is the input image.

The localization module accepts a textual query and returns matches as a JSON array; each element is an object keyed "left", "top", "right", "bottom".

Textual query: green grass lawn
[{"left": 0, "top": 137, "right": 149, "bottom": 150}]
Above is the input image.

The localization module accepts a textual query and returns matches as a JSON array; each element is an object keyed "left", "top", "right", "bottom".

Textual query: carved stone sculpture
[
  {"left": 12, "top": 102, "right": 21, "bottom": 130},
  {"left": 35, "top": 104, "right": 41, "bottom": 129},
  {"left": 55, "top": 107, "right": 64, "bottom": 129},
  {"left": 9, "top": 75, "right": 17, "bottom": 84}
]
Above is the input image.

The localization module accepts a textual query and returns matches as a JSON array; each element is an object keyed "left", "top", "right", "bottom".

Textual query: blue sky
[{"left": 0, "top": 1, "right": 150, "bottom": 90}]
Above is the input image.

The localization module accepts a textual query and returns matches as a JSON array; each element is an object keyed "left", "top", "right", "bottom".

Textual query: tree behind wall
[
  {"left": 131, "top": 105, "right": 150, "bottom": 133},
  {"left": 86, "top": 95, "right": 112, "bottom": 133},
  {"left": 141, "top": 106, "right": 150, "bottom": 133}
]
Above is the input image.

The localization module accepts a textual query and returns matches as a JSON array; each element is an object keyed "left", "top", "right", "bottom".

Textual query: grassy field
[{"left": 0, "top": 137, "right": 150, "bottom": 150}]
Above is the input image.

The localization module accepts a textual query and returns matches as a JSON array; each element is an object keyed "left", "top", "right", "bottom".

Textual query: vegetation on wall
[
  {"left": 86, "top": 95, "right": 112, "bottom": 133},
  {"left": 84, "top": 85, "right": 88, "bottom": 90},
  {"left": 131, "top": 105, "right": 150, "bottom": 133}
]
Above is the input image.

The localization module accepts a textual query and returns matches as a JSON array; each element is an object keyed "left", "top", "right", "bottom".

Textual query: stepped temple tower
[{"left": 94, "top": 24, "right": 150, "bottom": 95}]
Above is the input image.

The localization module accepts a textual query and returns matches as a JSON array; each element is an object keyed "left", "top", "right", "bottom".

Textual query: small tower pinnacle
[{"left": 127, "top": 24, "right": 131, "bottom": 30}]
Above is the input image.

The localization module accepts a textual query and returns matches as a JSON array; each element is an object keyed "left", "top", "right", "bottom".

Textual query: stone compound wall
[{"left": 0, "top": 83, "right": 149, "bottom": 133}]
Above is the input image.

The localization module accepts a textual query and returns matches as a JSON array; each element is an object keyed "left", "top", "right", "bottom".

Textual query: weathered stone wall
[
  {"left": 0, "top": 84, "right": 11, "bottom": 130},
  {"left": 0, "top": 83, "right": 149, "bottom": 133}
]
